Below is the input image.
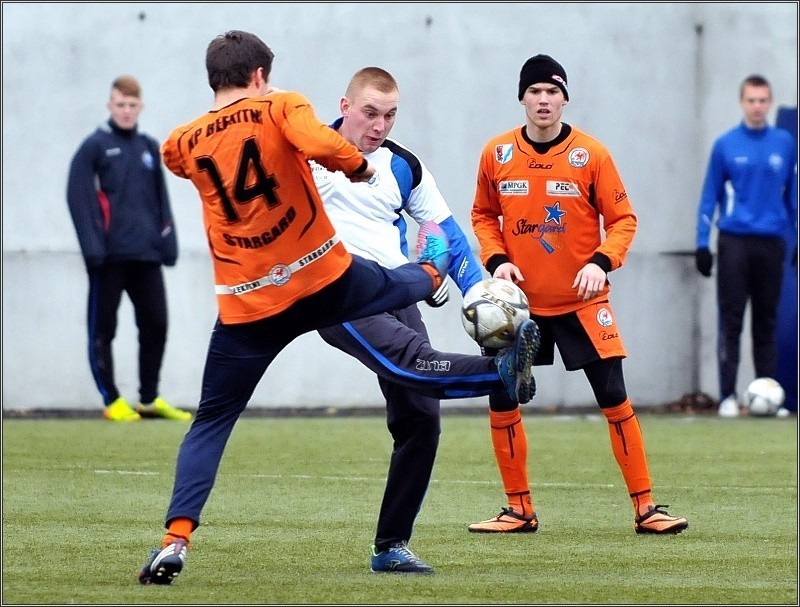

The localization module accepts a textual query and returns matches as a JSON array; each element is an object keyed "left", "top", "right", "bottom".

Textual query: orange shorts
[{"left": 531, "top": 300, "right": 627, "bottom": 371}]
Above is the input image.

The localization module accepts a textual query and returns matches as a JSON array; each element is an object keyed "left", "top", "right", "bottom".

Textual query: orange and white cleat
[
  {"left": 468, "top": 507, "right": 539, "bottom": 533},
  {"left": 634, "top": 504, "right": 688, "bottom": 534}
]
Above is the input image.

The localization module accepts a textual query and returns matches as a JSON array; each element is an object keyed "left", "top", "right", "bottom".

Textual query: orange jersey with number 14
[{"left": 162, "top": 91, "right": 366, "bottom": 324}]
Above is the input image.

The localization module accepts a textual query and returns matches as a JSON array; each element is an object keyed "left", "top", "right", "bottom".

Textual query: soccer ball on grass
[
  {"left": 461, "top": 278, "right": 530, "bottom": 349},
  {"left": 743, "top": 377, "right": 785, "bottom": 417}
]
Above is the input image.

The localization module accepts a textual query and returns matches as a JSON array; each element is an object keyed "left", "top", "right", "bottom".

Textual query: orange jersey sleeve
[
  {"left": 471, "top": 125, "right": 637, "bottom": 315},
  {"left": 161, "top": 91, "right": 367, "bottom": 323}
]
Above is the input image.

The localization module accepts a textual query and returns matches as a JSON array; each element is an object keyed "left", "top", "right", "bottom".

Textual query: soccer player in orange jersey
[
  {"left": 469, "top": 54, "right": 689, "bottom": 536},
  {"left": 138, "top": 30, "right": 454, "bottom": 586}
]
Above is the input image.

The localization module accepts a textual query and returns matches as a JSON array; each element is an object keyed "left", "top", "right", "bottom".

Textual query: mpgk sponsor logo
[{"left": 499, "top": 180, "right": 529, "bottom": 195}]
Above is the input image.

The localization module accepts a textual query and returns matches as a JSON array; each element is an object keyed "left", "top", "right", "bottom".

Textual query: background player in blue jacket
[
  {"left": 66, "top": 75, "right": 191, "bottom": 422},
  {"left": 695, "top": 74, "right": 798, "bottom": 418}
]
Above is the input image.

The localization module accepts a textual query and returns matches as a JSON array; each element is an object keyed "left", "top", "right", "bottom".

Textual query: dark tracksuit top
[
  {"left": 67, "top": 119, "right": 177, "bottom": 267},
  {"left": 67, "top": 119, "right": 178, "bottom": 405}
]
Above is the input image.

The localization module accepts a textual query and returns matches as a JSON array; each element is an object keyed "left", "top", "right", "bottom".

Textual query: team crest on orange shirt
[
  {"left": 495, "top": 144, "right": 513, "bottom": 164},
  {"left": 269, "top": 264, "right": 291, "bottom": 286},
  {"left": 568, "top": 147, "right": 589, "bottom": 168}
]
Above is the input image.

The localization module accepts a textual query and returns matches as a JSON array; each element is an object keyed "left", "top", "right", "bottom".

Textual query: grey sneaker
[{"left": 370, "top": 541, "right": 434, "bottom": 574}]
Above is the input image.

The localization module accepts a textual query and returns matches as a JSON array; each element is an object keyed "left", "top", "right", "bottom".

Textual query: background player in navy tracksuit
[
  {"left": 695, "top": 73, "right": 798, "bottom": 417},
  {"left": 66, "top": 75, "right": 188, "bottom": 422}
]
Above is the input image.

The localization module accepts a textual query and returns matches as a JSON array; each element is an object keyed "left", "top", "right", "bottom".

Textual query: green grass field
[{"left": 2, "top": 413, "right": 797, "bottom": 605}]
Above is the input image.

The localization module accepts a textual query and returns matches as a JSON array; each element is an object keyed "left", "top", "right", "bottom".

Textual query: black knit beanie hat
[{"left": 518, "top": 54, "right": 569, "bottom": 101}]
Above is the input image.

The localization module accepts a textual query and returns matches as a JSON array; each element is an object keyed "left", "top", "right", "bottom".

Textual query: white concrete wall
[{"left": 2, "top": 2, "right": 797, "bottom": 410}]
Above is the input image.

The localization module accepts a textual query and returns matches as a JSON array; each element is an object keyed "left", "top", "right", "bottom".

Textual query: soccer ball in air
[
  {"left": 743, "top": 377, "right": 785, "bottom": 417},
  {"left": 461, "top": 278, "right": 530, "bottom": 349}
]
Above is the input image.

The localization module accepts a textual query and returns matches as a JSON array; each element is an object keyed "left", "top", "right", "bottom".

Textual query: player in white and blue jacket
[
  {"left": 311, "top": 67, "right": 536, "bottom": 573},
  {"left": 694, "top": 74, "right": 797, "bottom": 410},
  {"left": 313, "top": 126, "right": 509, "bottom": 403}
]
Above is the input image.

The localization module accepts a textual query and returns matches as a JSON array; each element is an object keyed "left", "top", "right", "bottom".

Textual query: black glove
[{"left": 695, "top": 247, "right": 713, "bottom": 277}]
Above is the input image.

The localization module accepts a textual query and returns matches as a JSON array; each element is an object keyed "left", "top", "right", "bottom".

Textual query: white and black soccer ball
[
  {"left": 461, "top": 278, "right": 530, "bottom": 349},
  {"left": 743, "top": 377, "right": 785, "bottom": 417}
]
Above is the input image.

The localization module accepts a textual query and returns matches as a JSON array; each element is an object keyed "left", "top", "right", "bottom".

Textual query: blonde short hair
[
  {"left": 112, "top": 75, "right": 141, "bottom": 98},
  {"left": 345, "top": 67, "right": 398, "bottom": 98}
]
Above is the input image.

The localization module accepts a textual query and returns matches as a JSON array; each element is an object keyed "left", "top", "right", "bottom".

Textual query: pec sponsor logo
[
  {"left": 495, "top": 144, "right": 513, "bottom": 164},
  {"left": 546, "top": 180, "right": 580, "bottom": 197},
  {"left": 499, "top": 180, "right": 529, "bottom": 195}
]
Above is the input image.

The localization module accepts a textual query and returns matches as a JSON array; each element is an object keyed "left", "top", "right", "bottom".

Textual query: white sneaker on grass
[{"left": 717, "top": 395, "right": 739, "bottom": 418}]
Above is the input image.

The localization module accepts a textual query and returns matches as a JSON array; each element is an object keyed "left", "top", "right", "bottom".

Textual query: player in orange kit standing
[{"left": 469, "top": 54, "right": 689, "bottom": 536}]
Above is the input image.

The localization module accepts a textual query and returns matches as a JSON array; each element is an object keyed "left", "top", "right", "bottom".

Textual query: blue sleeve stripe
[{"left": 342, "top": 321, "right": 499, "bottom": 386}]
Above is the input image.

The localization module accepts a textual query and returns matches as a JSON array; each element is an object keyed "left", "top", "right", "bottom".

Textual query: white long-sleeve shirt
[{"left": 311, "top": 132, "right": 483, "bottom": 293}]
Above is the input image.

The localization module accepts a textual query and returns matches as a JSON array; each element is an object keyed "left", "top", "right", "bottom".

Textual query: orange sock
[
  {"left": 419, "top": 262, "right": 443, "bottom": 290},
  {"left": 162, "top": 517, "right": 194, "bottom": 548},
  {"left": 489, "top": 408, "right": 535, "bottom": 517},
  {"left": 601, "top": 399, "right": 654, "bottom": 516}
]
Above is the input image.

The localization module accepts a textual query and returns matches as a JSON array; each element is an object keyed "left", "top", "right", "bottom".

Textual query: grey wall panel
[{"left": 2, "top": 2, "right": 796, "bottom": 409}]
